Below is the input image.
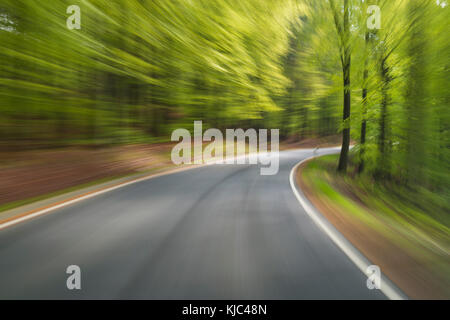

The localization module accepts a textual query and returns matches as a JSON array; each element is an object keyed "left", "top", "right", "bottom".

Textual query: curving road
[{"left": 0, "top": 148, "right": 386, "bottom": 299}]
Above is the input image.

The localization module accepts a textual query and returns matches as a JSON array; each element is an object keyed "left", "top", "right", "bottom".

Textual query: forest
[{"left": 0, "top": 0, "right": 448, "bottom": 192}]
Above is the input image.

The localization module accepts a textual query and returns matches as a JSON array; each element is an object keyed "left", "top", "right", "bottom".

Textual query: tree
[{"left": 329, "top": 0, "right": 352, "bottom": 173}]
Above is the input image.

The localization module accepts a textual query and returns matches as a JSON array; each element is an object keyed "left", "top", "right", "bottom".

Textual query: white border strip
[
  {"left": 0, "top": 166, "right": 201, "bottom": 231},
  {"left": 0, "top": 151, "right": 270, "bottom": 231},
  {"left": 289, "top": 156, "right": 407, "bottom": 300}
]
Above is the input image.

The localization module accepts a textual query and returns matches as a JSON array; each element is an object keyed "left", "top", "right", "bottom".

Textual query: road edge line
[
  {"left": 289, "top": 156, "right": 408, "bottom": 300},
  {"left": 0, "top": 150, "right": 269, "bottom": 230},
  {"left": 0, "top": 165, "right": 205, "bottom": 230}
]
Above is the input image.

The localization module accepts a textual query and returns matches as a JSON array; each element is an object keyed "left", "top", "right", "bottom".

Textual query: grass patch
[{"left": 302, "top": 154, "right": 450, "bottom": 290}]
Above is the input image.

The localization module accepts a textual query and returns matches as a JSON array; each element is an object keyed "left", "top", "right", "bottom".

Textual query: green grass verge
[{"left": 302, "top": 154, "right": 450, "bottom": 283}]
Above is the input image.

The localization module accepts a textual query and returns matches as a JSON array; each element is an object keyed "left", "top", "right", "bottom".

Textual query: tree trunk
[
  {"left": 337, "top": 0, "right": 351, "bottom": 173},
  {"left": 359, "top": 32, "right": 370, "bottom": 173},
  {"left": 338, "top": 60, "right": 351, "bottom": 172}
]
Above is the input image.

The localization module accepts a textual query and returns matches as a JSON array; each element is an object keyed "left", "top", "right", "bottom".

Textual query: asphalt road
[{"left": 0, "top": 148, "right": 386, "bottom": 299}]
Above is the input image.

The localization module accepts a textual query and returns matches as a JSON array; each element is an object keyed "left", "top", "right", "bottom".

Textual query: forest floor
[
  {"left": 0, "top": 143, "right": 176, "bottom": 212},
  {"left": 298, "top": 155, "right": 450, "bottom": 299}
]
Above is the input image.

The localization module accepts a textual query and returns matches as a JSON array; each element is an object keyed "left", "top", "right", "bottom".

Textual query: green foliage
[
  {"left": 303, "top": 155, "right": 450, "bottom": 282},
  {"left": 0, "top": 0, "right": 448, "bottom": 192},
  {"left": 0, "top": 0, "right": 300, "bottom": 145}
]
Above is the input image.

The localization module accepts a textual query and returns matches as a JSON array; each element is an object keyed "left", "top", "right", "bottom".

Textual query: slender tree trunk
[
  {"left": 338, "top": 60, "right": 351, "bottom": 172},
  {"left": 337, "top": 0, "right": 351, "bottom": 173},
  {"left": 359, "top": 32, "right": 370, "bottom": 173},
  {"left": 359, "top": 98, "right": 367, "bottom": 172}
]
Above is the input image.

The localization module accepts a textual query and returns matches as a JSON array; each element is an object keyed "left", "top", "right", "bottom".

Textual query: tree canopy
[{"left": 0, "top": 0, "right": 448, "bottom": 192}]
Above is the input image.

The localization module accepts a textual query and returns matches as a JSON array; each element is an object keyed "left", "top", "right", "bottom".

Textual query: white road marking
[
  {"left": 0, "top": 166, "right": 199, "bottom": 230},
  {"left": 0, "top": 151, "right": 269, "bottom": 230},
  {"left": 289, "top": 155, "right": 407, "bottom": 300}
]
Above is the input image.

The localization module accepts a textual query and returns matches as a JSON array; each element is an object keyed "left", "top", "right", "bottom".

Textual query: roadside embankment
[{"left": 297, "top": 155, "right": 450, "bottom": 299}]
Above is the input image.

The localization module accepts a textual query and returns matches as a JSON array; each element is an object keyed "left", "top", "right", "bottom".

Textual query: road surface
[{"left": 0, "top": 148, "right": 386, "bottom": 299}]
